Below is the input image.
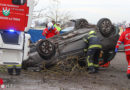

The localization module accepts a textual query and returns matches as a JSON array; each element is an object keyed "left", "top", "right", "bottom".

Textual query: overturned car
[{"left": 35, "top": 18, "right": 119, "bottom": 66}]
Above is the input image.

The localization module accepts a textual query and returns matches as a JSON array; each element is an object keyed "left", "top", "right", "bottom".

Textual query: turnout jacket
[
  {"left": 116, "top": 28, "right": 130, "bottom": 55},
  {"left": 83, "top": 33, "right": 102, "bottom": 49}
]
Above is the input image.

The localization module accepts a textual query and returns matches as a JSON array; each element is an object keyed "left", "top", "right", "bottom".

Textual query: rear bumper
[{"left": 0, "top": 49, "right": 23, "bottom": 65}]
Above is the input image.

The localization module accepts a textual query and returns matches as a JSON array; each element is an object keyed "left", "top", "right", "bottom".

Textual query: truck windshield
[{"left": 12, "top": 0, "right": 26, "bottom": 5}]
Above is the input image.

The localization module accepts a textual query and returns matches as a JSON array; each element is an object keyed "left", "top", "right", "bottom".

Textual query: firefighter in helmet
[
  {"left": 115, "top": 22, "right": 130, "bottom": 79},
  {"left": 83, "top": 30, "right": 102, "bottom": 74}
]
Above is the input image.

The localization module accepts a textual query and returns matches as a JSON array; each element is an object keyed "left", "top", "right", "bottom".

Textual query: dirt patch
[{"left": 0, "top": 52, "right": 130, "bottom": 90}]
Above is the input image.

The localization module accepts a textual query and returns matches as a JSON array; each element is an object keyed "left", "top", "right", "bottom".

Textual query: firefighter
[
  {"left": 115, "top": 23, "right": 130, "bottom": 79},
  {"left": 83, "top": 30, "right": 102, "bottom": 74},
  {"left": 7, "top": 64, "right": 21, "bottom": 75},
  {"left": 42, "top": 22, "right": 59, "bottom": 38},
  {"left": 52, "top": 20, "right": 61, "bottom": 32}
]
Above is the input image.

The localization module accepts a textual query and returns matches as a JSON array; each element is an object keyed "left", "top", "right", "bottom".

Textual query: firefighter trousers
[
  {"left": 126, "top": 55, "right": 130, "bottom": 74},
  {"left": 7, "top": 64, "right": 21, "bottom": 75},
  {"left": 86, "top": 49, "right": 101, "bottom": 68}
]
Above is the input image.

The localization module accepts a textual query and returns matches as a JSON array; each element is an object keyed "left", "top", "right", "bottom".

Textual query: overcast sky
[{"left": 35, "top": 0, "right": 130, "bottom": 24}]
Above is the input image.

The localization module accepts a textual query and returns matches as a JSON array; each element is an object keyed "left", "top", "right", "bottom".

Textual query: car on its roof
[{"left": 35, "top": 18, "right": 119, "bottom": 66}]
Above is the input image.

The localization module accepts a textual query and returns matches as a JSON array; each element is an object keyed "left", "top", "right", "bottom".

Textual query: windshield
[
  {"left": 12, "top": 0, "right": 26, "bottom": 5},
  {"left": 62, "top": 21, "right": 75, "bottom": 32}
]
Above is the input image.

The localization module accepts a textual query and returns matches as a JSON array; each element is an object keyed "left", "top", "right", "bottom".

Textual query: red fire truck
[{"left": 0, "top": 0, "right": 33, "bottom": 75}]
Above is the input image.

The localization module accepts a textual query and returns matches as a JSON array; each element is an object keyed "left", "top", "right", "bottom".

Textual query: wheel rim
[
  {"left": 40, "top": 40, "right": 53, "bottom": 55},
  {"left": 100, "top": 20, "right": 112, "bottom": 35}
]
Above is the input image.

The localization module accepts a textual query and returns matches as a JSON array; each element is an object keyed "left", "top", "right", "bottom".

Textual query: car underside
[{"left": 22, "top": 18, "right": 119, "bottom": 69}]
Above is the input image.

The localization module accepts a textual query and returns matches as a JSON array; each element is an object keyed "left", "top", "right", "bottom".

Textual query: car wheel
[
  {"left": 97, "top": 18, "right": 113, "bottom": 37},
  {"left": 36, "top": 40, "right": 56, "bottom": 60},
  {"left": 74, "top": 18, "right": 88, "bottom": 29}
]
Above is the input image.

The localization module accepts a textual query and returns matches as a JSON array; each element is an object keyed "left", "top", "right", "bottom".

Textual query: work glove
[{"left": 115, "top": 48, "right": 118, "bottom": 53}]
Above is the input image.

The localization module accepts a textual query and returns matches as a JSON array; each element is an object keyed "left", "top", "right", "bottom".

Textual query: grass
[{"left": 0, "top": 65, "right": 7, "bottom": 72}]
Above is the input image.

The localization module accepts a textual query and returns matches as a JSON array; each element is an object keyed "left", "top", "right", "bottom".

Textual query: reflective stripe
[
  {"left": 88, "top": 45, "right": 102, "bottom": 49},
  {"left": 7, "top": 65, "right": 14, "bottom": 67},
  {"left": 87, "top": 56, "right": 93, "bottom": 67},
  {"left": 125, "top": 49, "right": 130, "bottom": 51},
  {"left": 16, "top": 64, "right": 21, "bottom": 67},
  {"left": 83, "top": 38, "right": 88, "bottom": 43},
  {"left": 94, "top": 64, "right": 99, "bottom": 67},
  {"left": 124, "top": 44, "right": 130, "bottom": 47},
  {"left": 7, "top": 65, "right": 21, "bottom": 68},
  {"left": 128, "top": 68, "right": 130, "bottom": 70},
  {"left": 118, "top": 41, "right": 122, "bottom": 43},
  {"left": 128, "top": 66, "right": 130, "bottom": 68},
  {"left": 84, "top": 48, "right": 87, "bottom": 52},
  {"left": 88, "top": 35, "right": 96, "bottom": 39},
  {"left": 117, "top": 44, "right": 120, "bottom": 46}
]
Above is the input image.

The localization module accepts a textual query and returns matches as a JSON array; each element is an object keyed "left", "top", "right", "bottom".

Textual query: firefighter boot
[
  {"left": 15, "top": 68, "right": 21, "bottom": 75},
  {"left": 88, "top": 66, "right": 95, "bottom": 74},
  {"left": 7, "top": 68, "right": 13, "bottom": 75},
  {"left": 127, "top": 74, "right": 130, "bottom": 79}
]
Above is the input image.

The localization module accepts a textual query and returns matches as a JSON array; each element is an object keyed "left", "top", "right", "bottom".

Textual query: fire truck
[{"left": 0, "top": 0, "right": 33, "bottom": 74}]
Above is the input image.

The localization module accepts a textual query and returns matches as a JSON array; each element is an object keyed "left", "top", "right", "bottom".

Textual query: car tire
[
  {"left": 74, "top": 18, "right": 88, "bottom": 29},
  {"left": 36, "top": 40, "right": 56, "bottom": 60},
  {"left": 97, "top": 18, "right": 113, "bottom": 37}
]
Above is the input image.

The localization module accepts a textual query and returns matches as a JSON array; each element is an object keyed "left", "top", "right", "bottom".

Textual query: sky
[{"left": 35, "top": 0, "right": 130, "bottom": 24}]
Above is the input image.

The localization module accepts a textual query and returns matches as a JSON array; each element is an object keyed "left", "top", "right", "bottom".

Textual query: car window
[
  {"left": 12, "top": 0, "right": 26, "bottom": 5},
  {"left": 62, "top": 21, "right": 75, "bottom": 32},
  {"left": 62, "top": 27, "right": 74, "bottom": 32}
]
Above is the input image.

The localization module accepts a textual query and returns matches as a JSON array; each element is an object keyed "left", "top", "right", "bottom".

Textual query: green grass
[{"left": 0, "top": 65, "right": 7, "bottom": 72}]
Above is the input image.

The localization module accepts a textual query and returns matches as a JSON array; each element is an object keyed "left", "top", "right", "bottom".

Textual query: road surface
[{"left": 0, "top": 52, "right": 130, "bottom": 90}]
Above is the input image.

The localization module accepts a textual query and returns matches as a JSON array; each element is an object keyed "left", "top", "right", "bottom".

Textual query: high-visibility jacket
[
  {"left": 116, "top": 28, "right": 130, "bottom": 55},
  {"left": 83, "top": 34, "right": 102, "bottom": 49},
  {"left": 42, "top": 28, "right": 59, "bottom": 39},
  {"left": 54, "top": 24, "right": 61, "bottom": 32}
]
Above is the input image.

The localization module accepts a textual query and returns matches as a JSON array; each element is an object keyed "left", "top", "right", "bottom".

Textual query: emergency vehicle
[{"left": 0, "top": 0, "right": 33, "bottom": 69}]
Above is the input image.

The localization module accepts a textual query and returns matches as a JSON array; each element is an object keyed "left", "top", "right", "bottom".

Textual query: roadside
[{"left": 0, "top": 52, "right": 130, "bottom": 90}]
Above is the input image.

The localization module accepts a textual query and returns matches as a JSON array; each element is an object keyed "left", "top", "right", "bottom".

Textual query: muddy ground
[{"left": 0, "top": 52, "right": 130, "bottom": 90}]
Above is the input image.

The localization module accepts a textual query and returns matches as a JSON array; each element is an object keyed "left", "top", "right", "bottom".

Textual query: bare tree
[
  {"left": 45, "top": 0, "right": 72, "bottom": 24},
  {"left": 33, "top": 0, "right": 46, "bottom": 20},
  {"left": 33, "top": 0, "right": 72, "bottom": 26}
]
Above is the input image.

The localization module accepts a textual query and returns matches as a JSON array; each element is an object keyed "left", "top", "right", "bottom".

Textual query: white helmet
[
  {"left": 125, "top": 22, "right": 130, "bottom": 28},
  {"left": 47, "top": 22, "right": 54, "bottom": 29}
]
